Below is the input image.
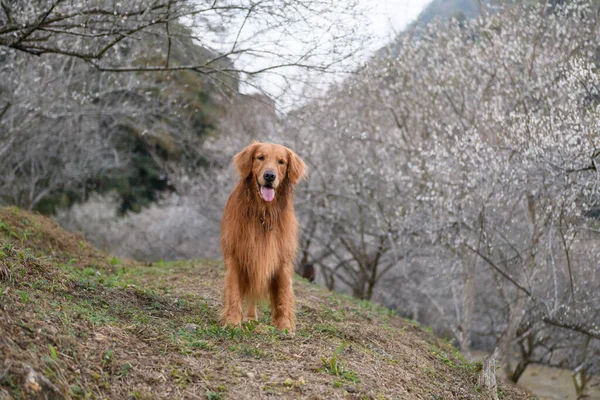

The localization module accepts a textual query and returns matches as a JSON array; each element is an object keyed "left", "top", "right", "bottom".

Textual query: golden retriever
[{"left": 220, "top": 142, "right": 306, "bottom": 332}]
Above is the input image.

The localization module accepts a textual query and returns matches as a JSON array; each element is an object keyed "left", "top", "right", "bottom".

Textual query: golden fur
[{"left": 220, "top": 142, "right": 306, "bottom": 331}]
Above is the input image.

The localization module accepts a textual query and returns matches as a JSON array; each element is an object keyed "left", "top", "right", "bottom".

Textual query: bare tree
[
  {"left": 0, "top": 0, "right": 369, "bottom": 211},
  {"left": 0, "top": 0, "right": 369, "bottom": 95}
]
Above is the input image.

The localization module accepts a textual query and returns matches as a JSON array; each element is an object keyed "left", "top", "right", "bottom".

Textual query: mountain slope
[
  {"left": 0, "top": 208, "right": 529, "bottom": 399},
  {"left": 414, "top": 0, "right": 483, "bottom": 26}
]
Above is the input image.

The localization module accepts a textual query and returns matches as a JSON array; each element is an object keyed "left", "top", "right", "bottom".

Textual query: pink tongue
[{"left": 260, "top": 186, "right": 275, "bottom": 202}]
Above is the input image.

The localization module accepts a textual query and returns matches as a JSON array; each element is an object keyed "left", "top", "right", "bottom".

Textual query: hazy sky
[
  {"left": 230, "top": 0, "right": 431, "bottom": 107},
  {"left": 366, "top": 0, "right": 430, "bottom": 50}
]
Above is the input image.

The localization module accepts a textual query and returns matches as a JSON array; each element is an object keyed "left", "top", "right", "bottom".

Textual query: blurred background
[{"left": 1, "top": 0, "right": 599, "bottom": 398}]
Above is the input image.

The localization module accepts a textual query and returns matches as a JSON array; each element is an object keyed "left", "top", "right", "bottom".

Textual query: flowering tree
[{"left": 284, "top": 1, "right": 600, "bottom": 396}]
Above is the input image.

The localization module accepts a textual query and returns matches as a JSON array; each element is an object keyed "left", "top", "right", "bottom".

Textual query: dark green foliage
[{"left": 28, "top": 23, "right": 229, "bottom": 215}]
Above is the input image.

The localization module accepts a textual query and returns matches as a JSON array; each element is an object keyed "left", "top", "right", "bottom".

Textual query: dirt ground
[{"left": 0, "top": 208, "right": 530, "bottom": 399}]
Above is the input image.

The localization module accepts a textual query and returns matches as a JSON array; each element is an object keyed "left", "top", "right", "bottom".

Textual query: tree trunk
[
  {"left": 572, "top": 336, "right": 592, "bottom": 400},
  {"left": 459, "top": 257, "right": 476, "bottom": 359},
  {"left": 323, "top": 269, "right": 335, "bottom": 291},
  {"left": 479, "top": 292, "right": 528, "bottom": 397},
  {"left": 508, "top": 359, "right": 529, "bottom": 383},
  {"left": 480, "top": 353, "right": 499, "bottom": 400},
  {"left": 572, "top": 371, "right": 589, "bottom": 400},
  {"left": 352, "top": 280, "right": 366, "bottom": 300},
  {"left": 507, "top": 334, "right": 533, "bottom": 383}
]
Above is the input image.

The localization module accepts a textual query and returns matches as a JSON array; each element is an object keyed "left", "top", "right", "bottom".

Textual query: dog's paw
[
  {"left": 222, "top": 321, "right": 242, "bottom": 329},
  {"left": 281, "top": 329, "right": 296, "bottom": 338},
  {"left": 222, "top": 313, "right": 243, "bottom": 328},
  {"left": 243, "top": 314, "right": 258, "bottom": 322},
  {"left": 273, "top": 318, "right": 296, "bottom": 334}
]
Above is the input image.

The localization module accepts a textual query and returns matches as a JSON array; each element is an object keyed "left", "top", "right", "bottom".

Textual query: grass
[
  {"left": 0, "top": 207, "right": 530, "bottom": 400},
  {"left": 320, "top": 344, "right": 360, "bottom": 384},
  {"left": 429, "top": 345, "right": 456, "bottom": 368}
]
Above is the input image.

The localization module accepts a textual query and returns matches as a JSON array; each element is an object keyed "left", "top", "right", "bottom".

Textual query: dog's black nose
[{"left": 264, "top": 170, "right": 276, "bottom": 182}]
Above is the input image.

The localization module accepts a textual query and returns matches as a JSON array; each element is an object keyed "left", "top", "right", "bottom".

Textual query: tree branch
[{"left": 542, "top": 318, "right": 600, "bottom": 341}]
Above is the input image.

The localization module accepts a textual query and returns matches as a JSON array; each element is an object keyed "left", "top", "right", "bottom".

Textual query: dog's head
[{"left": 233, "top": 142, "right": 306, "bottom": 203}]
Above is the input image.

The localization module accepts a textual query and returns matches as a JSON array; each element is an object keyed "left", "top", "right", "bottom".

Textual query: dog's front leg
[
  {"left": 269, "top": 265, "right": 296, "bottom": 332},
  {"left": 244, "top": 297, "right": 259, "bottom": 322},
  {"left": 222, "top": 257, "right": 243, "bottom": 327}
]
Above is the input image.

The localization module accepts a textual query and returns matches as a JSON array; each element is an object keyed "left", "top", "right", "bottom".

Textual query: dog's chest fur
[{"left": 221, "top": 181, "right": 297, "bottom": 276}]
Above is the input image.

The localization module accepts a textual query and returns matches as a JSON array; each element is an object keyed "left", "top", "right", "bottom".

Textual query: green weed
[
  {"left": 119, "top": 363, "right": 133, "bottom": 377},
  {"left": 205, "top": 391, "right": 224, "bottom": 400},
  {"left": 238, "top": 344, "right": 264, "bottom": 359},
  {"left": 109, "top": 257, "right": 122, "bottom": 266},
  {"left": 169, "top": 365, "right": 193, "bottom": 388},
  {"left": 17, "top": 290, "right": 27, "bottom": 304},
  {"left": 321, "top": 344, "right": 359, "bottom": 383},
  {"left": 321, "top": 308, "right": 346, "bottom": 322},
  {"left": 48, "top": 344, "right": 59, "bottom": 361},
  {"left": 429, "top": 345, "right": 454, "bottom": 368},
  {"left": 102, "top": 349, "right": 114, "bottom": 365},
  {"left": 314, "top": 323, "right": 343, "bottom": 338}
]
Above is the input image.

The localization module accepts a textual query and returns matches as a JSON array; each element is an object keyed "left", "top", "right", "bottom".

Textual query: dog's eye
[
  {"left": 257, "top": 155, "right": 264, "bottom": 161},
  {"left": 278, "top": 160, "right": 285, "bottom": 165}
]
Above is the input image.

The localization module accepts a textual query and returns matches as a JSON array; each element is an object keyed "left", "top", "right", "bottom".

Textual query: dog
[{"left": 220, "top": 142, "right": 306, "bottom": 332}]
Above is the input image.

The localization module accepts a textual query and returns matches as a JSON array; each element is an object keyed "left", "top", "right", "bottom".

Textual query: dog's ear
[
  {"left": 233, "top": 142, "right": 260, "bottom": 178},
  {"left": 287, "top": 148, "right": 306, "bottom": 185}
]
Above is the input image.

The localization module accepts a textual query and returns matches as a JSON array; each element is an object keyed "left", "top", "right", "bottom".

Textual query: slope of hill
[
  {"left": 0, "top": 208, "right": 529, "bottom": 399},
  {"left": 375, "top": 0, "right": 487, "bottom": 59}
]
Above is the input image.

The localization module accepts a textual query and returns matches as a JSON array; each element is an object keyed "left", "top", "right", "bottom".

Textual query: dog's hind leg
[{"left": 222, "top": 257, "right": 243, "bottom": 327}]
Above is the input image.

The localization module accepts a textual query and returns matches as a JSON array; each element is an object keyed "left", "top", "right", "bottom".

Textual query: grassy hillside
[{"left": 0, "top": 208, "right": 529, "bottom": 399}]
